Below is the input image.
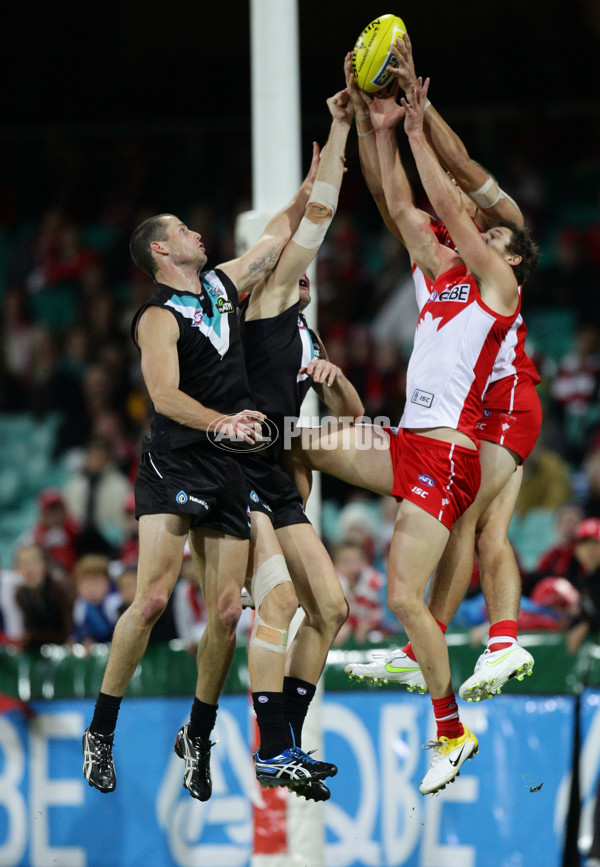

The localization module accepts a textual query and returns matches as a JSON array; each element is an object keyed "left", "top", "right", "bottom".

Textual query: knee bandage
[
  {"left": 250, "top": 554, "right": 292, "bottom": 611},
  {"left": 250, "top": 612, "right": 288, "bottom": 654},
  {"left": 249, "top": 554, "right": 293, "bottom": 655},
  {"left": 292, "top": 180, "right": 339, "bottom": 249}
]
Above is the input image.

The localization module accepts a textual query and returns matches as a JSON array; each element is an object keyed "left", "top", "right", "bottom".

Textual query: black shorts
[
  {"left": 235, "top": 452, "right": 310, "bottom": 530},
  {"left": 135, "top": 444, "right": 251, "bottom": 540}
]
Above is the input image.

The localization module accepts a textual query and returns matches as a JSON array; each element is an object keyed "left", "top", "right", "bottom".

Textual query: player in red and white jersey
[
  {"left": 289, "top": 77, "right": 539, "bottom": 795},
  {"left": 343, "top": 39, "right": 543, "bottom": 704}
]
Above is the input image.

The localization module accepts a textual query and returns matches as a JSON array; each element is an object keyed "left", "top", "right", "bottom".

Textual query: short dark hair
[
  {"left": 129, "top": 214, "right": 171, "bottom": 277},
  {"left": 496, "top": 220, "right": 540, "bottom": 285}
]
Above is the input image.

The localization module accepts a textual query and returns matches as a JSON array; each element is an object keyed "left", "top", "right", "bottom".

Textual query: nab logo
[
  {"left": 411, "top": 486, "right": 428, "bottom": 499},
  {"left": 418, "top": 474, "right": 435, "bottom": 488},
  {"left": 192, "top": 310, "right": 204, "bottom": 327},
  {"left": 216, "top": 297, "right": 234, "bottom": 314},
  {"left": 438, "top": 283, "right": 470, "bottom": 303}
]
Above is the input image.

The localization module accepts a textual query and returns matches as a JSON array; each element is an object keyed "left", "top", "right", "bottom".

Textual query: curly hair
[{"left": 495, "top": 220, "right": 540, "bottom": 285}]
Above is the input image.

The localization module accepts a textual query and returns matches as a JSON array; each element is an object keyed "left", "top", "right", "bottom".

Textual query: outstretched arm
[
  {"left": 218, "top": 146, "right": 320, "bottom": 295},
  {"left": 373, "top": 96, "right": 455, "bottom": 280},
  {"left": 388, "top": 33, "right": 523, "bottom": 229},
  {"left": 344, "top": 53, "right": 403, "bottom": 241},
  {"left": 403, "top": 79, "right": 518, "bottom": 313},
  {"left": 246, "top": 90, "right": 354, "bottom": 320}
]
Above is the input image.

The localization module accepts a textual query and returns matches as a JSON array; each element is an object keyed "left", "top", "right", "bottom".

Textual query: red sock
[
  {"left": 487, "top": 619, "right": 517, "bottom": 653},
  {"left": 432, "top": 692, "right": 463, "bottom": 740},
  {"left": 403, "top": 619, "right": 447, "bottom": 662}
]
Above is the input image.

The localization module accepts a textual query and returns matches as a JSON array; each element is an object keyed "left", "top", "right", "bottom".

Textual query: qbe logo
[
  {"left": 418, "top": 474, "right": 435, "bottom": 488},
  {"left": 176, "top": 490, "right": 188, "bottom": 505}
]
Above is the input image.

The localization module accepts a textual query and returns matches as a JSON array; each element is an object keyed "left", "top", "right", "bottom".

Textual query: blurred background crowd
[{"left": 1, "top": 0, "right": 600, "bottom": 655}]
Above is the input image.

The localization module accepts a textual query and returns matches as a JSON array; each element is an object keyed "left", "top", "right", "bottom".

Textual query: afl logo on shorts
[
  {"left": 418, "top": 474, "right": 435, "bottom": 488},
  {"left": 483, "top": 409, "right": 491, "bottom": 417},
  {"left": 250, "top": 490, "right": 260, "bottom": 504},
  {"left": 176, "top": 490, "right": 188, "bottom": 505}
]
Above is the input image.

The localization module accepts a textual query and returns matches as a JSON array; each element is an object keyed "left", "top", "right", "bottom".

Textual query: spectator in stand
[
  {"left": 17, "top": 488, "right": 81, "bottom": 576},
  {"left": 550, "top": 322, "right": 600, "bottom": 463},
  {"left": 0, "top": 558, "right": 24, "bottom": 643},
  {"left": 63, "top": 437, "right": 132, "bottom": 555},
  {"left": 333, "top": 540, "right": 388, "bottom": 646},
  {"left": 71, "top": 555, "right": 120, "bottom": 646},
  {"left": 566, "top": 517, "right": 600, "bottom": 653},
  {"left": 536, "top": 503, "right": 585, "bottom": 580},
  {"left": 581, "top": 449, "right": 600, "bottom": 518},
  {"left": 515, "top": 441, "right": 573, "bottom": 517},
  {"left": 13, "top": 545, "right": 72, "bottom": 648},
  {"left": 43, "top": 223, "right": 100, "bottom": 288}
]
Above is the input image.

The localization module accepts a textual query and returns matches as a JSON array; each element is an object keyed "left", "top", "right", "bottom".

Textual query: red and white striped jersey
[
  {"left": 412, "top": 219, "right": 540, "bottom": 388},
  {"left": 401, "top": 264, "right": 519, "bottom": 441}
]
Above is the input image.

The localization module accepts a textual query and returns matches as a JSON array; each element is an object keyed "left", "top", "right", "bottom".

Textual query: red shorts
[
  {"left": 477, "top": 374, "right": 542, "bottom": 463},
  {"left": 384, "top": 428, "right": 481, "bottom": 530}
]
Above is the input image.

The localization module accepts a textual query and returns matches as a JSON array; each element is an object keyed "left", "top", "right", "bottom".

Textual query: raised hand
[
  {"left": 368, "top": 80, "right": 405, "bottom": 131},
  {"left": 386, "top": 32, "right": 418, "bottom": 93},
  {"left": 400, "top": 77, "right": 430, "bottom": 137},
  {"left": 326, "top": 88, "right": 355, "bottom": 124},
  {"left": 344, "top": 51, "right": 371, "bottom": 113},
  {"left": 304, "top": 141, "right": 321, "bottom": 188}
]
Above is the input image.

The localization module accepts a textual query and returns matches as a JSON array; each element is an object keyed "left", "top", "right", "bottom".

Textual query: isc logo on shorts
[{"left": 438, "top": 283, "right": 470, "bottom": 303}]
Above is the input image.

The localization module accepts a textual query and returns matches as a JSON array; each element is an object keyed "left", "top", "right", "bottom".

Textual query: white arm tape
[
  {"left": 293, "top": 215, "right": 330, "bottom": 249},
  {"left": 468, "top": 176, "right": 500, "bottom": 209},
  {"left": 251, "top": 554, "right": 292, "bottom": 611},
  {"left": 311, "top": 180, "right": 339, "bottom": 217}
]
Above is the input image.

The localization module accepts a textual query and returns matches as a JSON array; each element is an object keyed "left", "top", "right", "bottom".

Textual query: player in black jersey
[
  {"left": 82, "top": 166, "right": 334, "bottom": 800},
  {"left": 238, "top": 90, "right": 364, "bottom": 801}
]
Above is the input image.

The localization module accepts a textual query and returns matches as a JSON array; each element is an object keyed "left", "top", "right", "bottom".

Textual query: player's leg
[
  {"left": 459, "top": 462, "right": 534, "bottom": 701},
  {"left": 83, "top": 512, "right": 190, "bottom": 793},
  {"left": 174, "top": 525, "right": 249, "bottom": 801},
  {"left": 386, "top": 501, "right": 478, "bottom": 795},
  {"left": 277, "top": 522, "right": 348, "bottom": 742},
  {"left": 345, "top": 439, "right": 518, "bottom": 687},
  {"left": 291, "top": 424, "right": 394, "bottom": 496},
  {"left": 245, "top": 511, "right": 338, "bottom": 790}
]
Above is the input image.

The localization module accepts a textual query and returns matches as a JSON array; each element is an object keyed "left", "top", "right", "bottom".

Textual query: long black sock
[
  {"left": 283, "top": 676, "right": 316, "bottom": 749},
  {"left": 253, "top": 691, "right": 293, "bottom": 759},
  {"left": 90, "top": 692, "right": 123, "bottom": 736},
  {"left": 188, "top": 698, "right": 218, "bottom": 742}
]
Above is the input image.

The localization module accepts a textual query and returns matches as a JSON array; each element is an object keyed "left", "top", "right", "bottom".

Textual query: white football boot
[
  {"left": 458, "top": 643, "right": 534, "bottom": 702},
  {"left": 419, "top": 726, "right": 479, "bottom": 795},
  {"left": 345, "top": 650, "right": 427, "bottom": 693}
]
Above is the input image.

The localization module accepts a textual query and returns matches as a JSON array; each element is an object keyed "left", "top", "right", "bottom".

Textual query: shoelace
[
  {"left": 292, "top": 747, "right": 323, "bottom": 767},
  {"left": 474, "top": 650, "right": 491, "bottom": 672},
  {"left": 92, "top": 736, "right": 114, "bottom": 773}
]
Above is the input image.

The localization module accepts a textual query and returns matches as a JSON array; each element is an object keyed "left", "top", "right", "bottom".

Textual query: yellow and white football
[{"left": 352, "top": 14, "right": 407, "bottom": 94}]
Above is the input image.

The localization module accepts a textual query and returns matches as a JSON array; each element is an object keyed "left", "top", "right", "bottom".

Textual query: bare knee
[
  {"left": 259, "top": 582, "right": 298, "bottom": 627},
  {"left": 387, "top": 582, "right": 422, "bottom": 628},
  {"left": 304, "top": 591, "right": 348, "bottom": 638},
  {"left": 216, "top": 600, "right": 242, "bottom": 639},
  {"left": 137, "top": 592, "right": 170, "bottom": 628},
  {"left": 475, "top": 521, "right": 507, "bottom": 562}
]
